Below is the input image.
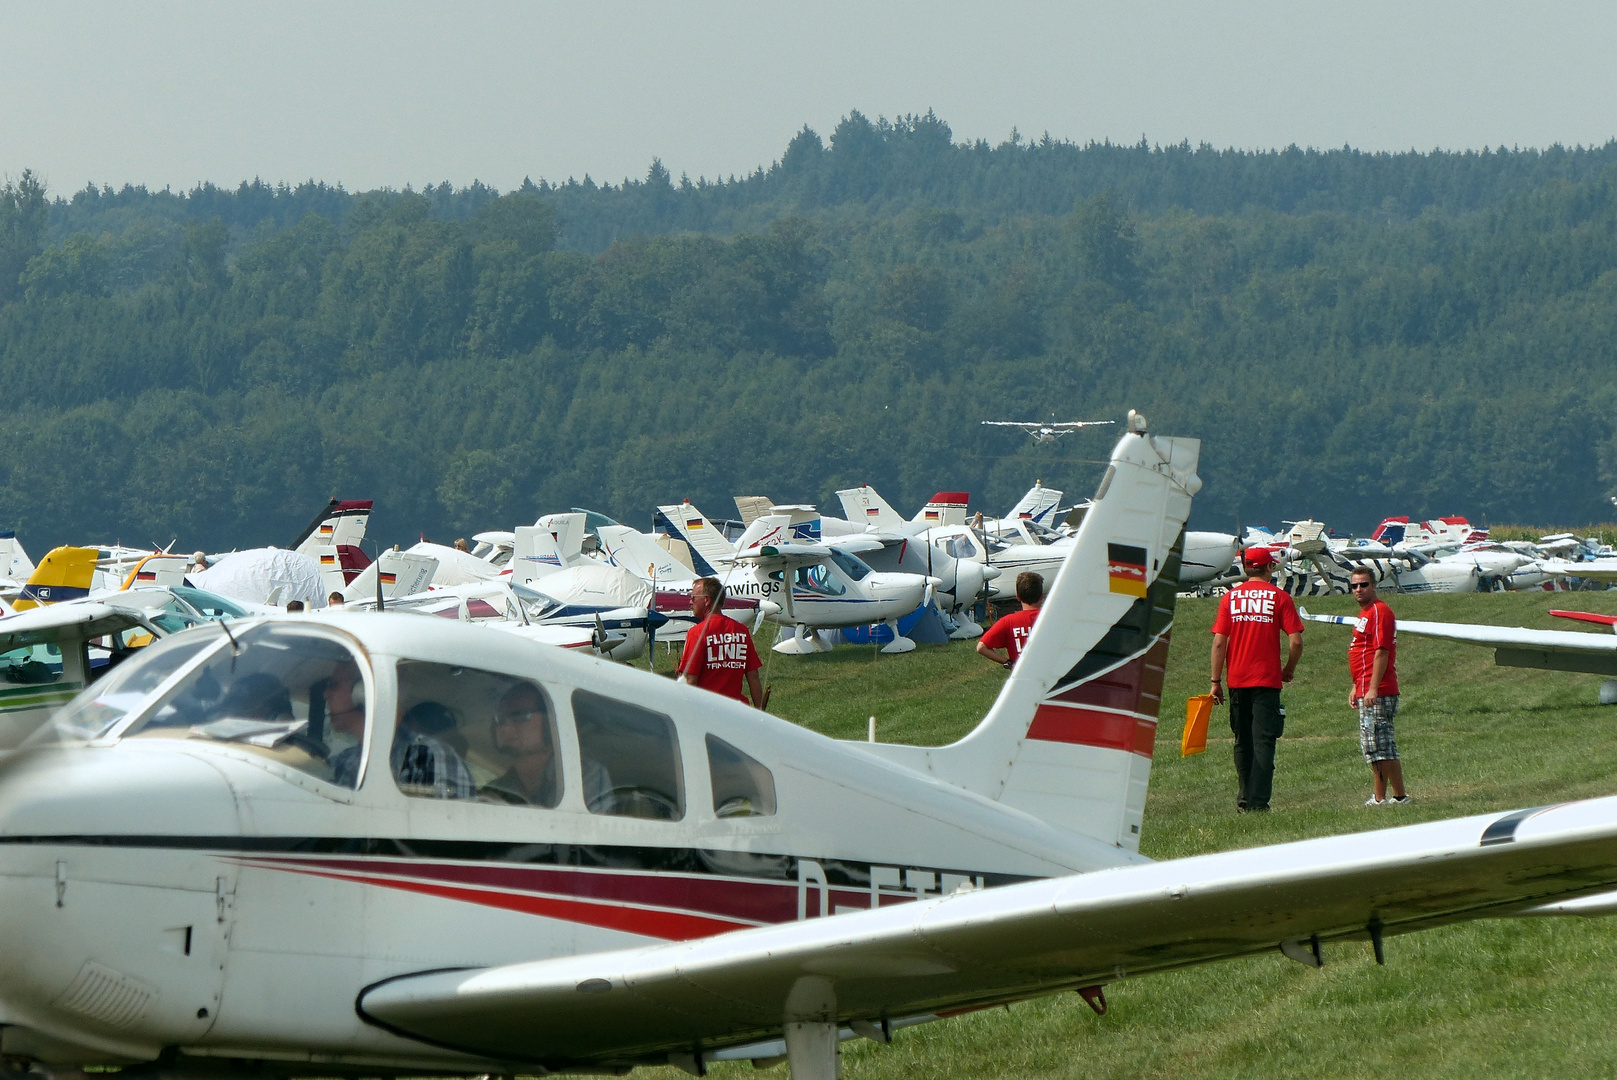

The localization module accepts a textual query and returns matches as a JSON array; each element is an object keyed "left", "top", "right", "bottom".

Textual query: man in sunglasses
[
  {"left": 1210, "top": 546, "right": 1304, "bottom": 811},
  {"left": 1347, "top": 569, "right": 1407, "bottom": 806}
]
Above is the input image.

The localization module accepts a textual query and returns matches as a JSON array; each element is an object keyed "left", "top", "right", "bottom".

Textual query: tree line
[{"left": 2, "top": 114, "right": 1617, "bottom": 553}]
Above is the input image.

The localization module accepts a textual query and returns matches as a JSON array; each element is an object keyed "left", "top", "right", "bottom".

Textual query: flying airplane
[
  {"left": 3, "top": 415, "right": 1617, "bottom": 1080},
  {"left": 980, "top": 416, "right": 1115, "bottom": 444}
]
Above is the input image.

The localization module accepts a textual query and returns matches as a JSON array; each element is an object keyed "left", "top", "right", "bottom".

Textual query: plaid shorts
[{"left": 1358, "top": 695, "right": 1400, "bottom": 763}]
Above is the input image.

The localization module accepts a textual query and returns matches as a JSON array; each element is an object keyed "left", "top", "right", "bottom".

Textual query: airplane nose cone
[{"left": 981, "top": 565, "right": 1003, "bottom": 580}]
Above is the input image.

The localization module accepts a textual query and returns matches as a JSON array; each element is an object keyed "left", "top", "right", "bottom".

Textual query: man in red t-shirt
[
  {"left": 678, "top": 577, "right": 764, "bottom": 708},
  {"left": 1348, "top": 569, "right": 1406, "bottom": 805},
  {"left": 977, "top": 572, "right": 1043, "bottom": 669},
  {"left": 1210, "top": 547, "right": 1304, "bottom": 811}
]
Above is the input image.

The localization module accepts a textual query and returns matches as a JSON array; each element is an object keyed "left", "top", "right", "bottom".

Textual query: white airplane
[
  {"left": 648, "top": 504, "right": 936, "bottom": 654},
  {"left": 4, "top": 416, "right": 1617, "bottom": 1080},
  {"left": 981, "top": 416, "right": 1114, "bottom": 444},
  {"left": 1252, "top": 521, "right": 1480, "bottom": 596}
]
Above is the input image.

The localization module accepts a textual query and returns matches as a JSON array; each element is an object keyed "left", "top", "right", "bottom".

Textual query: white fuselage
[{"left": 0, "top": 614, "right": 1125, "bottom": 1071}]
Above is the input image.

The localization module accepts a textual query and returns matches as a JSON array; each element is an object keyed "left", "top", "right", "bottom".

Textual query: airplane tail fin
[
  {"left": 12, "top": 546, "right": 101, "bottom": 611},
  {"left": 733, "top": 496, "right": 775, "bottom": 527},
  {"left": 292, "top": 498, "right": 373, "bottom": 556},
  {"left": 862, "top": 418, "right": 1200, "bottom": 852},
  {"left": 653, "top": 503, "right": 735, "bottom": 576},
  {"left": 0, "top": 531, "right": 35, "bottom": 582},
  {"left": 916, "top": 491, "right": 970, "bottom": 527},
  {"left": 836, "top": 486, "right": 906, "bottom": 530},
  {"left": 1006, "top": 483, "right": 1064, "bottom": 525},
  {"left": 595, "top": 525, "right": 696, "bottom": 583},
  {"left": 512, "top": 523, "right": 570, "bottom": 584},
  {"left": 1370, "top": 516, "right": 1409, "bottom": 545},
  {"left": 341, "top": 550, "right": 438, "bottom": 605}
]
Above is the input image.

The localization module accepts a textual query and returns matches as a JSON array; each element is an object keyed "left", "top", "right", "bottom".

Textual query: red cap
[{"left": 1242, "top": 546, "right": 1277, "bottom": 569}]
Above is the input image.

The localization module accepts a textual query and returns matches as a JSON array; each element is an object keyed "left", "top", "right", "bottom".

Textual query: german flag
[
  {"left": 318, "top": 524, "right": 335, "bottom": 536},
  {"left": 379, "top": 571, "right": 397, "bottom": 585},
  {"left": 319, "top": 554, "right": 336, "bottom": 565},
  {"left": 1107, "top": 543, "right": 1148, "bottom": 597},
  {"left": 686, "top": 518, "right": 704, "bottom": 530},
  {"left": 924, "top": 509, "right": 940, "bottom": 521}
]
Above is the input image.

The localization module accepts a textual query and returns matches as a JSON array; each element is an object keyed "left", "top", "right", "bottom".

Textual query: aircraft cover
[{"left": 189, "top": 547, "right": 326, "bottom": 607}]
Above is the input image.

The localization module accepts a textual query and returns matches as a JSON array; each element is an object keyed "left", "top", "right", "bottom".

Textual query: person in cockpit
[
  {"left": 392, "top": 700, "right": 478, "bottom": 799},
  {"left": 325, "top": 662, "right": 367, "bottom": 788},
  {"left": 482, "top": 682, "right": 611, "bottom": 810}
]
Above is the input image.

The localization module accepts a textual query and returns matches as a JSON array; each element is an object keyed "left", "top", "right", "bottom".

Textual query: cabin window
[
  {"left": 393, "top": 661, "right": 566, "bottom": 806},
  {"left": 827, "top": 548, "right": 873, "bottom": 582},
  {"left": 793, "top": 562, "right": 846, "bottom": 597},
  {"left": 116, "top": 624, "right": 369, "bottom": 790},
  {"left": 948, "top": 535, "right": 976, "bottom": 560},
  {"left": 706, "top": 734, "right": 776, "bottom": 818},
  {"left": 40, "top": 628, "right": 223, "bottom": 743},
  {"left": 2, "top": 643, "right": 62, "bottom": 686},
  {"left": 572, "top": 689, "right": 684, "bottom": 820}
]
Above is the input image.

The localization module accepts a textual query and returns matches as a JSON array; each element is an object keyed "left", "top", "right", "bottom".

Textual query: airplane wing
[
  {"left": 1301, "top": 611, "right": 1617, "bottom": 676},
  {"left": 1541, "top": 559, "right": 1617, "bottom": 583},
  {"left": 0, "top": 595, "right": 166, "bottom": 650},
  {"left": 358, "top": 800, "right": 1617, "bottom": 1068},
  {"left": 980, "top": 421, "right": 1039, "bottom": 430},
  {"left": 733, "top": 543, "right": 830, "bottom": 566},
  {"left": 1049, "top": 420, "right": 1115, "bottom": 429}
]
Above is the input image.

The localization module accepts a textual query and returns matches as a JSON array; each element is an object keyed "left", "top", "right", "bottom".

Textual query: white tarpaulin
[
  {"left": 530, "top": 564, "right": 654, "bottom": 610},
  {"left": 191, "top": 548, "right": 326, "bottom": 607}
]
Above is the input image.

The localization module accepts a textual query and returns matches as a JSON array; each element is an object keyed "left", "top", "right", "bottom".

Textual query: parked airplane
[
  {"left": 3, "top": 416, "right": 1617, "bottom": 1080},
  {"left": 980, "top": 416, "right": 1114, "bottom": 444},
  {"left": 649, "top": 504, "right": 936, "bottom": 653}
]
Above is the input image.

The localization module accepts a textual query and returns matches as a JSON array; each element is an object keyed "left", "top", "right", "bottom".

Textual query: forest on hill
[{"left": 2, "top": 112, "right": 1617, "bottom": 552}]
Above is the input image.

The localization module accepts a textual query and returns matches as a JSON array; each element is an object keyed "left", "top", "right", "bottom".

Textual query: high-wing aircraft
[
  {"left": 981, "top": 416, "right": 1115, "bottom": 444},
  {"left": 4, "top": 415, "right": 1617, "bottom": 1080}
]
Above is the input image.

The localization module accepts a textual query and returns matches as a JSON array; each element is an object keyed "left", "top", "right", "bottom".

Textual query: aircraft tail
[
  {"left": 512, "top": 523, "right": 572, "bottom": 585},
  {"left": 836, "top": 486, "right": 906, "bottom": 530},
  {"left": 1006, "top": 483, "right": 1063, "bottom": 525},
  {"left": 0, "top": 531, "right": 35, "bottom": 582},
  {"left": 653, "top": 503, "right": 735, "bottom": 576},
  {"left": 341, "top": 550, "right": 438, "bottom": 605},
  {"left": 861, "top": 416, "right": 1200, "bottom": 852},
  {"left": 595, "top": 525, "right": 696, "bottom": 584},
  {"left": 12, "top": 546, "right": 100, "bottom": 611},
  {"left": 291, "top": 498, "right": 373, "bottom": 555},
  {"left": 1370, "top": 516, "right": 1409, "bottom": 545},
  {"left": 733, "top": 496, "right": 776, "bottom": 527},
  {"left": 916, "top": 491, "right": 970, "bottom": 527}
]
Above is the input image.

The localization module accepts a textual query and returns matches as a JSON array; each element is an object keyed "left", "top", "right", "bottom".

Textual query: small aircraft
[
  {"left": 981, "top": 416, "right": 1114, "bottom": 444},
  {"left": 3, "top": 414, "right": 1617, "bottom": 1080},
  {"left": 647, "top": 504, "right": 937, "bottom": 654}
]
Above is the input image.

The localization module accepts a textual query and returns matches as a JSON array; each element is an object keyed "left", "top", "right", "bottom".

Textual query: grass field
[{"left": 645, "top": 591, "right": 1617, "bottom": 1079}]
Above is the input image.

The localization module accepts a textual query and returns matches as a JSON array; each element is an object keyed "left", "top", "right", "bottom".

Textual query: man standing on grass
[
  {"left": 678, "top": 577, "right": 765, "bottom": 708},
  {"left": 976, "top": 571, "right": 1043, "bottom": 669},
  {"left": 1348, "top": 568, "right": 1408, "bottom": 805},
  {"left": 1210, "top": 547, "right": 1304, "bottom": 812}
]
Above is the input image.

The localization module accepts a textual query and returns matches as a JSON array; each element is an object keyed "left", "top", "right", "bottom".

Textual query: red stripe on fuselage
[
  {"left": 260, "top": 863, "right": 752, "bottom": 941},
  {"left": 1026, "top": 705, "right": 1156, "bottom": 757}
]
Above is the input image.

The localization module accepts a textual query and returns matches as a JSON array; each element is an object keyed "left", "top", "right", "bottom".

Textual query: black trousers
[{"left": 1229, "top": 686, "right": 1284, "bottom": 809}]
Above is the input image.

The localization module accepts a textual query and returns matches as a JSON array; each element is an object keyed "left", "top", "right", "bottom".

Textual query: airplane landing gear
[{"left": 879, "top": 619, "right": 916, "bottom": 654}]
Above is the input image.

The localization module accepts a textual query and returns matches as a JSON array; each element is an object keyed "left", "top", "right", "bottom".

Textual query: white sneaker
[
  {"left": 1389, "top": 795, "right": 1411, "bottom": 806},
  {"left": 1365, "top": 796, "right": 1385, "bottom": 806}
]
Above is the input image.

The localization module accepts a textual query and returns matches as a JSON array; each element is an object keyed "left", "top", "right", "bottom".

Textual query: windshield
[
  {"left": 827, "top": 548, "right": 873, "bottom": 581},
  {"left": 32, "top": 626, "right": 225, "bottom": 744},
  {"left": 511, "top": 582, "right": 564, "bottom": 621},
  {"left": 121, "top": 622, "right": 370, "bottom": 790},
  {"left": 171, "top": 586, "right": 251, "bottom": 619}
]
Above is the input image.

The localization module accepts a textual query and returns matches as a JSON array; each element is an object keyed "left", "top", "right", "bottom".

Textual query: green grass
[{"left": 642, "top": 592, "right": 1617, "bottom": 1078}]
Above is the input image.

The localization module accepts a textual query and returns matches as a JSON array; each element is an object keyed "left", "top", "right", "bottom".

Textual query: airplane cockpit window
[
  {"left": 117, "top": 624, "right": 369, "bottom": 790},
  {"left": 392, "top": 661, "right": 571, "bottom": 806},
  {"left": 572, "top": 689, "right": 684, "bottom": 820},
  {"left": 706, "top": 734, "right": 776, "bottom": 818},
  {"left": 793, "top": 562, "right": 847, "bottom": 597},
  {"left": 36, "top": 628, "right": 224, "bottom": 743},
  {"left": 827, "top": 548, "right": 873, "bottom": 582},
  {"left": 1023, "top": 521, "right": 1062, "bottom": 545},
  {"left": 170, "top": 586, "right": 251, "bottom": 619},
  {"left": 3, "top": 643, "right": 62, "bottom": 685},
  {"left": 947, "top": 535, "right": 977, "bottom": 560},
  {"left": 511, "top": 582, "right": 564, "bottom": 621}
]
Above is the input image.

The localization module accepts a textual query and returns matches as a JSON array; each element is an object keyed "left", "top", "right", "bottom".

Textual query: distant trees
[{"left": 4, "top": 120, "right": 1617, "bottom": 551}]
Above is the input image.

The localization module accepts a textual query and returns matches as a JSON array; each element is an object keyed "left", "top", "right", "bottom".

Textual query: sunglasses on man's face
[
  {"left": 1349, "top": 581, "right": 1375, "bottom": 590},
  {"left": 493, "top": 710, "right": 545, "bottom": 727}
]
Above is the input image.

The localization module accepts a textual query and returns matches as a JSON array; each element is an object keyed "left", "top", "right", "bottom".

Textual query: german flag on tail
[{"left": 1107, "top": 543, "right": 1148, "bottom": 597}]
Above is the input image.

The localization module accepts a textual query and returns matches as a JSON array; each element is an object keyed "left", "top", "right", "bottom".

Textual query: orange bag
[{"left": 1182, "top": 694, "right": 1214, "bottom": 757}]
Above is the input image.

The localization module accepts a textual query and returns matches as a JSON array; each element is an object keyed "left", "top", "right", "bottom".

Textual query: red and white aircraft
[{"left": 2, "top": 418, "right": 1617, "bottom": 1080}]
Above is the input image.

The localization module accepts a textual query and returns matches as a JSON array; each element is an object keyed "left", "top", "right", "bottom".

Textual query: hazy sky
[{"left": 3, "top": 2, "right": 1615, "bottom": 196}]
